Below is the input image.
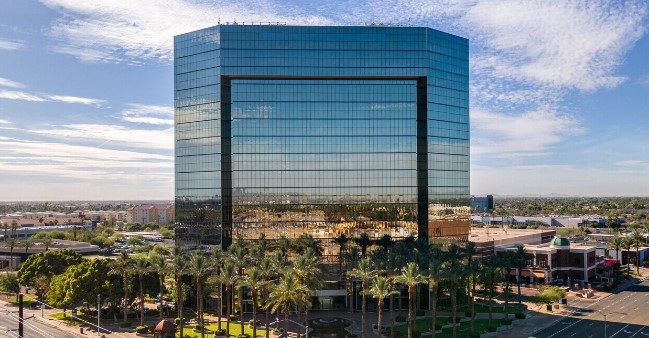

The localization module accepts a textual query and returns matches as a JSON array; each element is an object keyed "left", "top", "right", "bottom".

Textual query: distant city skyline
[{"left": 0, "top": 1, "right": 648, "bottom": 200}]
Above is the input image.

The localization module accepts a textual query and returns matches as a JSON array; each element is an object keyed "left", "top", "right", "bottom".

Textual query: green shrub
[
  {"left": 464, "top": 310, "right": 473, "bottom": 317},
  {"left": 272, "top": 328, "right": 285, "bottom": 333},
  {"left": 487, "top": 325, "right": 497, "bottom": 332},
  {"left": 501, "top": 318, "right": 513, "bottom": 326},
  {"left": 395, "top": 315, "right": 406, "bottom": 322},
  {"left": 248, "top": 319, "right": 261, "bottom": 326},
  {"left": 135, "top": 326, "right": 149, "bottom": 334},
  {"left": 174, "top": 318, "right": 181, "bottom": 325},
  {"left": 515, "top": 312, "right": 526, "bottom": 319},
  {"left": 416, "top": 309, "right": 425, "bottom": 316},
  {"left": 345, "top": 334, "right": 358, "bottom": 338},
  {"left": 412, "top": 331, "right": 422, "bottom": 338},
  {"left": 194, "top": 325, "right": 203, "bottom": 331},
  {"left": 237, "top": 334, "right": 250, "bottom": 338},
  {"left": 229, "top": 314, "right": 238, "bottom": 321},
  {"left": 214, "top": 329, "right": 226, "bottom": 335},
  {"left": 434, "top": 323, "right": 442, "bottom": 330},
  {"left": 119, "top": 322, "right": 132, "bottom": 328}
]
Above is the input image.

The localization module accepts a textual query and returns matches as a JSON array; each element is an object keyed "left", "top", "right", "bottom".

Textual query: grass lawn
[
  {"left": 180, "top": 322, "right": 268, "bottom": 338},
  {"left": 6, "top": 298, "right": 36, "bottom": 306},
  {"left": 462, "top": 303, "right": 522, "bottom": 314}
]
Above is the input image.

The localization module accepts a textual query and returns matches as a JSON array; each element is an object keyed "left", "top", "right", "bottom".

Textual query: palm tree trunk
[
  {"left": 390, "top": 293, "right": 395, "bottom": 338},
  {"left": 218, "top": 283, "right": 223, "bottom": 331},
  {"left": 265, "top": 302, "right": 270, "bottom": 338},
  {"left": 123, "top": 273, "right": 129, "bottom": 322},
  {"left": 431, "top": 287, "right": 437, "bottom": 338},
  {"left": 199, "top": 281, "right": 205, "bottom": 338},
  {"left": 159, "top": 274, "right": 164, "bottom": 320},
  {"left": 637, "top": 247, "right": 641, "bottom": 274},
  {"left": 226, "top": 286, "right": 231, "bottom": 338},
  {"left": 488, "top": 292, "right": 493, "bottom": 327},
  {"left": 471, "top": 279, "right": 477, "bottom": 335},
  {"left": 178, "top": 276, "right": 184, "bottom": 337},
  {"left": 451, "top": 284, "right": 457, "bottom": 338},
  {"left": 408, "top": 287, "right": 412, "bottom": 338},
  {"left": 377, "top": 300, "right": 383, "bottom": 338},
  {"left": 504, "top": 274, "right": 510, "bottom": 320},
  {"left": 252, "top": 290, "right": 257, "bottom": 338},
  {"left": 239, "top": 286, "right": 244, "bottom": 334},
  {"left": 517, "top": 269, "right": 522, "bottom": 307},
  {"left": 361, "top": 281, "right": 366, "bottom": 338},
  {"left": 139, "top": 275, "right": 145, "bottom": 327}
]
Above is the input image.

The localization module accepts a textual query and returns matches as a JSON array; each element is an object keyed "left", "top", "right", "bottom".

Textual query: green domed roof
[{"left": 550, "top": 237, "right": 570, "bottom": 247}]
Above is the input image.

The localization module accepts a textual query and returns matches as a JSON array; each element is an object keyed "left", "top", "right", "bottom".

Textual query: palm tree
[
  {"left": 349, "top": 257, "right": 375, "bottom": 338},
  {"left": 211, "top": 247, "right": 225, "bottom": 332},
  {"left": 6, "top": 239, "right": 17, "bottom": 269},
  {"left": 463, "top": 242, "right": 480, "bottom": 336},
  {"left": 190, "top": 251, "right": 213, "bottom": 338},
  {"left": 148, "top": 252, "right": 168, "bottom": 319},
  {"left": 221, "top": 260, "right": 238, "bottom": 338},
  {"left": 394, "top": 262, "right": 426, "bottom": 338},
  {"left": 171, "top": 247, "right": 188, "bottom": 335},
  {"left": 354, "top": 233, "right": 373, "bottom": 256},
  {"left": 480, "top": 255, "right": 501, "bottom": 327},
  {"left": 130, "top": 254, "right": 151, "bottom": 327},
  {"left": 442, "top": 244, "right": 465, "bottom": 338},
  {"left": 109, "top": 250, "right": 133, "bottom": 322},
  {"left": 608, "top": 236, "right": 624, "bottom": 262},
  {"left": 22, "top": 239, "right": 33, "bottom": 254},
  {"left": 293, "top": 248, "right": 324, "bottom": 325},
  {"left": 266, "top": 271, "right": 308, "bottom": 333},
  {"left": 500, "top": 250, "right": 515, "bottom": 320},
  {"left": 41, "top": 238, "right": 53, "bottom": 251},
  {"left": 333, "top": 234, "right": 349, "bottom": 273},
  {"left": 1, "top": 222, "right": 6, "bottom": 241},
  {"left": 622, "top": 236, "right": 633, "bottom": 276},
  {"left": 258, "top": 257, "right": 274, "bottom": 338},
  {"left": 229, "top": 244, "right": 248, "bottom": 333},
  {"left": 428, "top": 246, "right": 443, "bottom": 338},
  {"left": 10, "top": 220, "right": 18, "bottom": 239},
  {"left": 631, "top": 230, "right": 645, "bottom": 274},
  {"left": 370, "top": 275, "right": 397, "bottom": 338},
  {"left": 512, "top": 245, "right": 531, "bottom": 307},
  {"left": 242, "top": 266, "right": 265, "bottom": 338}
]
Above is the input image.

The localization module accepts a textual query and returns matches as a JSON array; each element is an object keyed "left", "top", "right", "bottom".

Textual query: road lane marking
[
  {"left": 610, "top": 324, "right": 630, "bottom": 338},
  {"left": 629, "top": 326, "right": 646, "bottom": 338},
  {"left": 547, "top": 319, "right": 583, "bottom": 338}
]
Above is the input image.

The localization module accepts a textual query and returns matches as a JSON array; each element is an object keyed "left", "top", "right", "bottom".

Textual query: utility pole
[{"left": 18, "top": 293, "right": 24, "bottom": 337}]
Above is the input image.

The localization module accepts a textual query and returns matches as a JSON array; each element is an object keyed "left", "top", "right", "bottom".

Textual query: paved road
[
  {"left": 532, "top": 280, "right": 649, "bottom": 338},
  {"left": 0, "top": 307, "right": 77, "bottom": 338}
]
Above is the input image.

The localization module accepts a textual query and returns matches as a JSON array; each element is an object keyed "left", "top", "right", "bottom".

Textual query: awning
[
  {"left": 533, "top": 272, "right": 546, "bottom": 278},
  {"left": 315, "top": 290, "right": 347, "bottom": 297},
  {"left": 520, "top": 271, "right": 531, "bottom": 277}
]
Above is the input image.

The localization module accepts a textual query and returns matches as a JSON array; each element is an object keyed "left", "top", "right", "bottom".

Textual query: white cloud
[
  {"left": 0, "top": 38, "right": 23, "bottom": 50},
  {"left": 0, "top": 90, "right": 46, "bottom": 102},
  {"left": 119, "top": 103, "right": 174, "bottom": 125},
  {"left": 48, "top": 95, "right": 106, "bottom": 107},
  {"left": 471, "top": 107, "right": 583, "bottom": 158},
  {"left": 0, "top": 89, "right": 106, "bottom": 106},
  {"left": 463, "top": 1, "right": 646, "bottom": 93},
  {"left": 34, "top": 124, "right": 173, "bottom": 150},
  {"left": 0, "top": 120, "right": 11, "bottom": 125},
  {"left": 40, "top": 0, "right": 333, "bottom": 63},
  {"left": 637, "top": 74, "right": 649, "bottom": 86},
  {"left": 0, "top": 77, "right": 25, "bottom": 89}
]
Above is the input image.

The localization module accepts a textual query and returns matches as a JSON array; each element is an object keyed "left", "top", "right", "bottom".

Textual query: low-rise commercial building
[
  {"left": 126, "top": 204, "right": 175, "bottom": 225},
  {"left": 496, "top": 237, "right": 600, "bottom": 284}
]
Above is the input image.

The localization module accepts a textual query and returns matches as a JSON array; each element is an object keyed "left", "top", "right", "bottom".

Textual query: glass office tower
[{"left": 174, "top": 25, "right": 469, "bottom": 249}]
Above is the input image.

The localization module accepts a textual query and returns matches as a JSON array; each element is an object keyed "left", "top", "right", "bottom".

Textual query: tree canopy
[{"left": 17, "top": 249, "right": 83, "bottom": 286}]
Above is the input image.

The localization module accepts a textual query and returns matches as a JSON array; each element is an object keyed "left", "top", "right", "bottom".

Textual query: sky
[{"left": 0, "top": 0, "right": 648, "bottom": 201}]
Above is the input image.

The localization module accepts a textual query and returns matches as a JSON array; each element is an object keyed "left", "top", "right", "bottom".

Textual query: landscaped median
[{"left": 179, "top": 322, "right": 268, "bottom": 338}]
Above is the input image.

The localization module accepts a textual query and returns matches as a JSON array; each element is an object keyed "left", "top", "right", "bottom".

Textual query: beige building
[{"left": 126, "top": 204, "right": 175, "bottom": 225}]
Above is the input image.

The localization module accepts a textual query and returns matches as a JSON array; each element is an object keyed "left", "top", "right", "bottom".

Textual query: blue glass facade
[{"left": 174, "top": 25, "right": 469, "bottom": 248}]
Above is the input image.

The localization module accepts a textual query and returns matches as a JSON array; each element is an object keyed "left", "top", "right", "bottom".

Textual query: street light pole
[{"left": 97, "top": 294, "right": 100, "bottom": 336}]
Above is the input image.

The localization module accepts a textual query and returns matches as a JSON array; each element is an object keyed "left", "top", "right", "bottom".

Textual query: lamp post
[{"left": 596, "top": 310, "right": 626, "bottom": 338}]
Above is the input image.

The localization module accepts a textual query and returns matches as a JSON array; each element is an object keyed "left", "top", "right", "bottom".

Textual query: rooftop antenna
[{"left": 218, "top": 18, "right": 220, "bottom": 24}]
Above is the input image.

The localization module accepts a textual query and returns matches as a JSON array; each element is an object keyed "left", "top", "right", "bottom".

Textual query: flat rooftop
[{"left": 470, "top": 227, "right": 555, "bottom": 243}]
